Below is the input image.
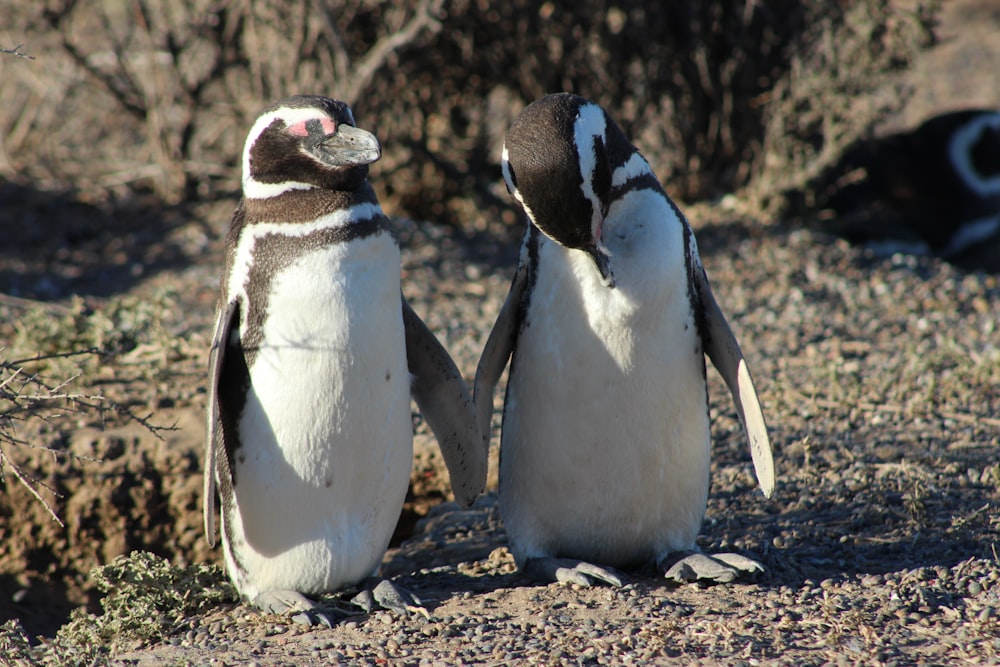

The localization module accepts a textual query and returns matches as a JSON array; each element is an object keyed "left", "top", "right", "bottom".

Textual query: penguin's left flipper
[
  {"left": 693, "top": 261, "right": 775, "bottom": 498},
  {"left": 254, "top": 589, "right": 342, "bottom": 628},
  {"left": 523, "top": 557, "right": 627, "bottom": 588},
  {"left": 203, "top": 298, "right": 240, "bottom": 547},
  {"left": 473, "top": 263, "right": 528, "bottom": 444},
  {"left": 351, "top": 577, "right": 429, "bottom": 618},
  {"left": 402, "top": 297, "right": 487, "bottom": 508},
  {"left": 661, "top": 551, "right": 764, "bottom": 584}
]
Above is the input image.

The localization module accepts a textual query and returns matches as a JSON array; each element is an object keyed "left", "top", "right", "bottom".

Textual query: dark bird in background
[{"left": 817, "top": 109, "right": 1000, "bottom": 270}]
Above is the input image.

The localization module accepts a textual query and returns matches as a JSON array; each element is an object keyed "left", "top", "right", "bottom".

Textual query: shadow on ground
[{"left": 0, "top": 180, "right": 214, "bottom": 300}]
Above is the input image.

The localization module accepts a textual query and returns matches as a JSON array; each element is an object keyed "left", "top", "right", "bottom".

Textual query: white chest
[
  {"left": 501, "top": 191, "right": 713, "bottom": 566},
  {"left": 223, "top": 231, "right": 413, "bottom": 597},
  {"left": 245, "top": 234, "right": 408, "bottom": 455}
]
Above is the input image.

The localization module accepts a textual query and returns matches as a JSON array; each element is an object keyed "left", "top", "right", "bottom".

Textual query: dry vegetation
[{"left": 2, "top": 0, "right": 933, "bottom": 219}]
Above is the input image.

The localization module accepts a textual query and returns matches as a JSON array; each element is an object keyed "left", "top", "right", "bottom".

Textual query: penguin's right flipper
[
  {"left": 473, "top": 263, "right": 528, "bottom": 445},
  {"left": 402, "top": 297, "right": 487, "bottom": 508},
  {"left": 523, "top": 557, "right": 627, "bottom": 588},
  {"left": 203, "top": 298, "right": 240, "bottom": 547},
  {"left": 254, "top": 589, "right": 342, "bottom": 628},
  {"left": 692, "top": 261, "right": 775, "bottom": 498}
]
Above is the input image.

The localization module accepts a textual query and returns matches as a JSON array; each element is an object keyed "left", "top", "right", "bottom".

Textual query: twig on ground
[
  {"left": 0, "top": 350, "right": 175, "bottom": 525},
  {"left": 0, "top": 44, "right": 35, "bottom": 60}
]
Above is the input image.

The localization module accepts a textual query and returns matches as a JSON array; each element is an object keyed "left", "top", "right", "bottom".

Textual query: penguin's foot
[
  {"left": 660, "top": 551, "right": 764, "bottom": 584},
  {"left": 523, "top": 557, "right": 627, "bottom": 587},
  {"left": 351, "top": 577, "right": 429, "bottom": 618},
  {"left": 253, "top": 589, "right": 348, "bottom": 628}
]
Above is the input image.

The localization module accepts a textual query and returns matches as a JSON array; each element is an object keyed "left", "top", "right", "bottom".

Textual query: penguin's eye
[{"left": 287, "top": 117, "right": 338, "bottom": 137}]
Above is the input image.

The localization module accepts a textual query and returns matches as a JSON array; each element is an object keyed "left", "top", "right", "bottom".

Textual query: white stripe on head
[
  {"left": 241, "top": 106, "right": 340, "bottom": 199},
  {"left": 612, "top": 152, "right": 653, "bottom": 187},
  {"left": 573, "top": 103, "right": 607, "bottom": 242},
  {"left": 243, "top": 180, "right": 315, "bottom": 199},
  {"left": 226, "top": 201, "right": 384, "bottom": 301},
  {"left": 501, "top": 145, "right": 539, "bottom": 225},
  {"left": 948, "top": 112, "right": 1000, "bottom": 197}
]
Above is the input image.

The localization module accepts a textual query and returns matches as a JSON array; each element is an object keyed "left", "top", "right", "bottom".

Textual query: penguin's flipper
[
  {"left": 523, "top": 557, "right": 627, "bottom": 588},
  {"left": 473, "top": 263, "right": 528, "bottom": 445},
  {"left": 204, "top": 298, "right": 239, "bottom": 547},
  {"left": 693, "top": 262, "right": 775, "bottom": 498},
  {"left": 402, "top": 297, "right": 487, "bottom": 508}
]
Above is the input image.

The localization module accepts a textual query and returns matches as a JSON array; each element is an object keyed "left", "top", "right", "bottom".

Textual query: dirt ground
[{"left": 1, "top": 1, "right": 1000, "bottom": 664}]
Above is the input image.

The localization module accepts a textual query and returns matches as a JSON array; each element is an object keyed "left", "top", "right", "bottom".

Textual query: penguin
[
  {"left": 820, "top": 109, "right": 1000, "bottom": 263},
  {"left": 474, "top": 93, "right": 775, "bottom": 587},
  {"left": 204, "top": 95, "right": 486, "bottom": 626}
]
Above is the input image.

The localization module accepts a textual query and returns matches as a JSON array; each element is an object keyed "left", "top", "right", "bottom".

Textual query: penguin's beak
[
  {"left": 584, "top": 245, "right": 615, "bottom": 288},
  {"left": 318, "top": 125, "right": 382, "bottom": 166}
]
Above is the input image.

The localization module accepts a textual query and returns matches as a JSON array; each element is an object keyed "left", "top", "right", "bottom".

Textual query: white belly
[
  {"left": 501, "top": 193, "right": 711, "bottom": 568},
  {"left": 224, "top": 233, "right": 412, "bottom": 598}
]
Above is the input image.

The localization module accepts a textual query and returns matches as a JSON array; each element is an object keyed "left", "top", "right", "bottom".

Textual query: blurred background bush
[{"left": 0, "top": 0, "right": 936, "bottom": 231}]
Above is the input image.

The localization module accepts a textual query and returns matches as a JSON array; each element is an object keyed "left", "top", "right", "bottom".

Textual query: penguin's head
[
  {"left": 241, "top": 95, "right": 382, "bottom": 199},
  {"left": 502, "top": 93, "right": 650, "bottom": 288}
]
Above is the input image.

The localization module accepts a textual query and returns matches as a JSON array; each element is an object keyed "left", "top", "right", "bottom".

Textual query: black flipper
[
  {"left": 403, "top": 297, "right": 487, "bottom": 507},
  {"left": 204, "top": 298, "right": 240, "bottom": 546},
  {"left": 693, "top": 261, "right": 775, "bottom": 498},
  {"left": 472, "top": 263, "right": 528, "bottom": 449}
]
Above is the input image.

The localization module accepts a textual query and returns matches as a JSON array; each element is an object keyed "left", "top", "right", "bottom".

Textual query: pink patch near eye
[
  {"left": 287, "top": 117, "right": 338, "bottom": 136},
  {"left": 287, "top": 121, "right": 311, "bottom": 136}
]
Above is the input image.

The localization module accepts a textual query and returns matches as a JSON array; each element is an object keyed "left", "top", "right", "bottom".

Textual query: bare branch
[
  {"left": 6, "top": 348, "right": 102, "bottom": 368},
  {"left": 41, "top": 2, "right": 148, "bottom": 119},
  {"left": 0, "top": 445, "right": 64, "bottom": 526},
  {"left": 0, "top": 348, "right": 176, "bottom": 525},
  {"left": 341, "top": 0, "right": 445, "bottom": 105},
  {"left": 0, "top": 44, "right": 35, "bottom": 60},
  {"left": 317, "top": 1, "right": 352, "bottom": 87}
]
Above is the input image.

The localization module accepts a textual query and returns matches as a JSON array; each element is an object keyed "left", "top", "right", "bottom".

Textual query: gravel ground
[{"left": 83, "top": 211, "right": 1000, "bottom": 667}]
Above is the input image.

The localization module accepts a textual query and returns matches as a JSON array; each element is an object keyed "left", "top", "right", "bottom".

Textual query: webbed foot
[
  {"left": 661, "top": 551, "right": 764, "bottom": 584},
  {"left": 351, "top": 577, "right": 428, "bottom": 618},
  {"left": 523, "top": 557, "right": 627, "bottom": 587},
  {"left": 253, "top": 589, "right": 341, "bottom": 628}
]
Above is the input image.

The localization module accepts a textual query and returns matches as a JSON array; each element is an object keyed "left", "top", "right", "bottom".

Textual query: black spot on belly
[{"left": 385, "top": 371, "right": 391, "bottom": 381}]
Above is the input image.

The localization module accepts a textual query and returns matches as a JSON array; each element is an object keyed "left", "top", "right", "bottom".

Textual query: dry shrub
[
  {"left": 751, "top": 0, "right": 939, "bottom": 216},
  {"left": 0, "top": 0, "right": 935, "bottom": 228}
]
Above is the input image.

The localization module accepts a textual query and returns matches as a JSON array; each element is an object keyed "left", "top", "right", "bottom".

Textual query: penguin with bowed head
[
  {"left": 204, "top": 95, "right": 486, "bottom": 626},
  {"left": 475, "top": 93, "right": 775, "bottom": 587}
]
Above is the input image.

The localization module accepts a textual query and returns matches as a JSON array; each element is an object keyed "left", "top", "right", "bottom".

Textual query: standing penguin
[
  {"left": 204, "top": 95, "right": 486, "bottom": 625},
  {"left": 475, "top": 93, "right": 775, "bottom": 587}
]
